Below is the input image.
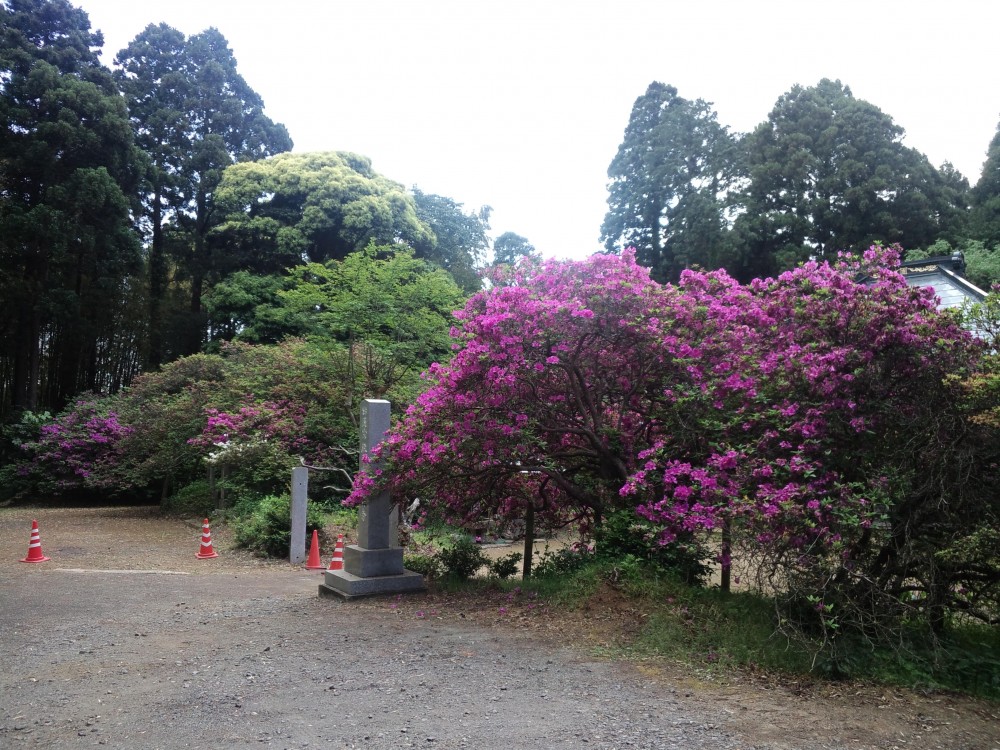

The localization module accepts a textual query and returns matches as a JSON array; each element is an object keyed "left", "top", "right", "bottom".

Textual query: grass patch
[
  {"left": 514, "top": 558, "right": 1000, "bottom": 699},
  {"left": 817, "top": 621, "right": 1000, "bottom": 698},
  {"left": 399, "top": 522, "right": 999, "bottom": 699}
]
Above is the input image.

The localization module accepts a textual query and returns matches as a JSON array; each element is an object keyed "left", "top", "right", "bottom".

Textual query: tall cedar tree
[
  {"left": 602, "top": 82, "right": 739, "bottom": 283},
  {"left": 0, "top": 0, "right": 144, "bottom": 416},
  {"left": 972, "top": 118, "right": 1000, "bottom": 250},
  {"left": 734, "top": 79, "right": 968, "bottom": 279},
  {"left": 116, "top": 25, "right": 292, "bottom": 361}
]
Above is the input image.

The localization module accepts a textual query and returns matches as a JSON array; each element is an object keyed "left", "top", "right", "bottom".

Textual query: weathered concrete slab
[{"left": 319, "top": 568, "right": 425, "bottom": 600}]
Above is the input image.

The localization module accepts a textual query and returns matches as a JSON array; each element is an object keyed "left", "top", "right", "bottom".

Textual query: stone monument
[{"left": 319, "top": 399, "right": 425, "bottom": 599}]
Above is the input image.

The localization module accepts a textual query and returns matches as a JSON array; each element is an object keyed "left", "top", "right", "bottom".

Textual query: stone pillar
[
  {"left": 289, "top": 466, "right": 308, "bottom": 564},
  {"left": 319, "top": 399, "right": 424, "bottom": 600}
]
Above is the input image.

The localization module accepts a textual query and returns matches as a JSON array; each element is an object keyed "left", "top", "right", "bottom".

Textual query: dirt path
[{"left": 0, "top": 506, "right": 997, "bottom": 749}]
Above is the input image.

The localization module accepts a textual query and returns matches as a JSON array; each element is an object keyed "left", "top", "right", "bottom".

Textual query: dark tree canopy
[
  {"left": 972, "top": 118, "right": 1000, "bottom": 250},
  {"left": 0, "top": 0, "right": 144, "bottom": 416},
  {"left": 0, "top": 0, "right": 101, "bottom": 74},
  {"left": 113, "top": 23, "right": 190, "bottom": 368},
  {"left": 601, "top": 82, "right": 739, "bottom": 283},
  {"left": 733, "top": 79, "right": 967, "bottom": 279},
  {"left": 492, "top": 231, "right": 538, "bottom": 266}
]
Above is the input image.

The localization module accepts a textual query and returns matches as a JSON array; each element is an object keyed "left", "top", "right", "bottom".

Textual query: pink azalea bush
[
  {"left": 13, "top": 339, "right": 402, "bottom": 508},
  {"left": 349, "top": 247, "right": 994, "bottom": 639},
  {"left": 18, "top": 400, "right": 133, "bottom": 493},
  {"left": 349, "top": 250, "right": 687, "bottom": 534}
]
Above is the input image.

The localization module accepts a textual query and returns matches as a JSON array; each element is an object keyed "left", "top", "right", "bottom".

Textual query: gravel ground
[{"left": 0, "top": 506, "right": 997, "bottom": 750}]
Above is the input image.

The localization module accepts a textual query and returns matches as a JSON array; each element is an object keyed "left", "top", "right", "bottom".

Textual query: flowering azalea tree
[
  {"left": 11, "top": 337, "right": 421, "bottom": 509},
  {"left": 348, "top": 251, "right": 697, "bottom": 539},
  {"left": 626, "top": 248, "right": 989, "bottom": 641},
  {"left": 350, "top": 247, "right": 995, "bottom": 643}
]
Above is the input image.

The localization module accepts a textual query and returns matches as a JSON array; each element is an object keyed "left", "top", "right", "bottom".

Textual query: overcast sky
[{"left": 76, "top": 0, "right": 1000, "bottom": 260}]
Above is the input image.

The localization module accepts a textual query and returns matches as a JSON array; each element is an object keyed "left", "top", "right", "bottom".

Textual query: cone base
[
  {"left": 305, "top": 563, "right": 325, "bottom": 570},
  {"left": 195, "top": 551, "right": 218, "bottom": 559},
  {"left": 20, "top": 555, "right": 50, "bottom": 563}
]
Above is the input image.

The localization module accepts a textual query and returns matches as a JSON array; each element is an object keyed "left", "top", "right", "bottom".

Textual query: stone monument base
[{"left": 319, "top": 567, "right": 425, "bottom": 600}]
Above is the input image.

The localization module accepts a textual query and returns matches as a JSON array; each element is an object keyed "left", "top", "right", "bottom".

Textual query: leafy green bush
[
  {"left": 232, "top": 493, "right": 328, "bottom": 558},
  {"left": 488, "top": 552, "right": 523, "bottom": 580},
  {"left": 436, "top": 535, "right": 488, "bottom": 580},
  {"left": 162, "top": 479, "right": 216, "bottom": 517},
  {"left": 404, "top": 553, "right": 442, "bottom": 579},
  {"left": 532, "top": 545, "right": 594, "bottom": 577},
  {"left": 594, "top": 510, "right": 711, "bottom": 586},
  {"left": 0, "top": 410, "right": 51, "bottom": 502},
  {"left": 324, "top": 504, "right": 359, "bottom": 528}
]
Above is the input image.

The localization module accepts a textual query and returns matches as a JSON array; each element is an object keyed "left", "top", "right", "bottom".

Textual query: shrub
[
  {"left": 162, "top": 479, "right": 216, "bottom": 517},
  {"left": 436, "top": 535, "right": 489, "bottom": 580},
  {"left": 488, "top": 551, "right": 523, "bottom": 580},
  {"left": 232, "top": 493, "right": 328, "bottom": 558},
  {"left": 532, "top": 545, "right": 594, "bottom": 578},
  {"left": 404, "top": 553, "right": 442, "bottom": 579},
  {"left": 595, "top": 510, "right": 711, "bottom": 586},
  {"left": 0, "top": 410, "right": 51, "bottom": 501}
]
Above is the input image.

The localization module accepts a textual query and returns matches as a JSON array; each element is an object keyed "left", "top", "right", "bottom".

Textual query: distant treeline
[{"left": 3, "top": 0, "right": 1000, "bottom": 423}]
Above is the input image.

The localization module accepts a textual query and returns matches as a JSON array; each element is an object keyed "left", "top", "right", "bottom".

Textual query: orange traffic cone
[
  {"left": 305, "top": 530, "right": 324, "bottom": 570},
  {"left": 195, "top": 518, "right": 218, "bottom": 559},
  {"left": 327, "top": 534, "right": 344, "bottom": 571},
  {"left": 20, "top": 520, "right": 50, "bottom": 563}
]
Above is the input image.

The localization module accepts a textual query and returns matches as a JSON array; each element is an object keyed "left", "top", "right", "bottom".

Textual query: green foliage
[
  {"left": 10, "top": 336, "right": 421, "bottom": 506},
  {"left": 522, "top": 561, "right": 1000, "bottom": 697},
  {"left": 211, "top": 151, "right": 431, "bottom": 269},
  {"left": 491, "top": 232, "right": 538, "bottom": 267},
  {"left": 231, "top": 493, "right": 327, "bottom": 558},
  {"left": 435, "top": 535, "right": 489, "bottom": 581},
  {"left": 909, "top": 238, "right": 1000, "bottom": 290},
  {"left": 637, "top": 584, "right": 814, "bottom": 675},
  {"left": 410, "top": 189, "right": 491, "bottom": 293},
  {"left": 531, "top": 545, "right": 595, "bottom": 578},
  {"left": 972, "top": 118, "right": 1000, "bottom": 250},
  {"left": 0, "top": 0, "right": 144, "bottom": 417},
  {"left": 202, "top": 272, "right": 290, "bottom": 344},
  {"left": 403, "top": 553, "right": 443, "bottom": 579},
  {"left": 594, "top": 510, "right": 711, "bottom": 586},
  {"left": 225, "top": 243, "right": 465, "bottom": 370},
  {"left": 322, "top": 503, "right": 360, "bottom": 527},
  {"left": 161, "top": 479, "right": 216, "bottom": 517},
  {"left": 115, "top": 23, "right": 292, "bottom": 359},
  {"left": 0, "top": 416, "right": 40, "bottom": 500},
  {"left": 960, "top": 240, "right": 1000, "bottom": 290},
  {"left": 488, "top": 552, "right": 523, "bottom": 580},
  {"left": 803, "top": 621, "right": 1000, "bottom": 698}
]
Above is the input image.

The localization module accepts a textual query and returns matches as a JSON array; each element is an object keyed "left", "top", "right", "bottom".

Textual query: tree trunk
[
  {"left": 11, "top": 302, "right": 37, "bottom": 412},
  {"left": 183, "top": 188, "right": 210, "bottom": 355},
  {"left": 522, "top": 501, "right": 535, "bottom": 578},
  {"left": 146, "top": 184, "right": 166, "bottom": 369},
  {"left": 720, "top": 517, "right": 732, "bottom": 593},
  {"left": 160, "top": 475, "right": 170, "bottom": 509}
]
